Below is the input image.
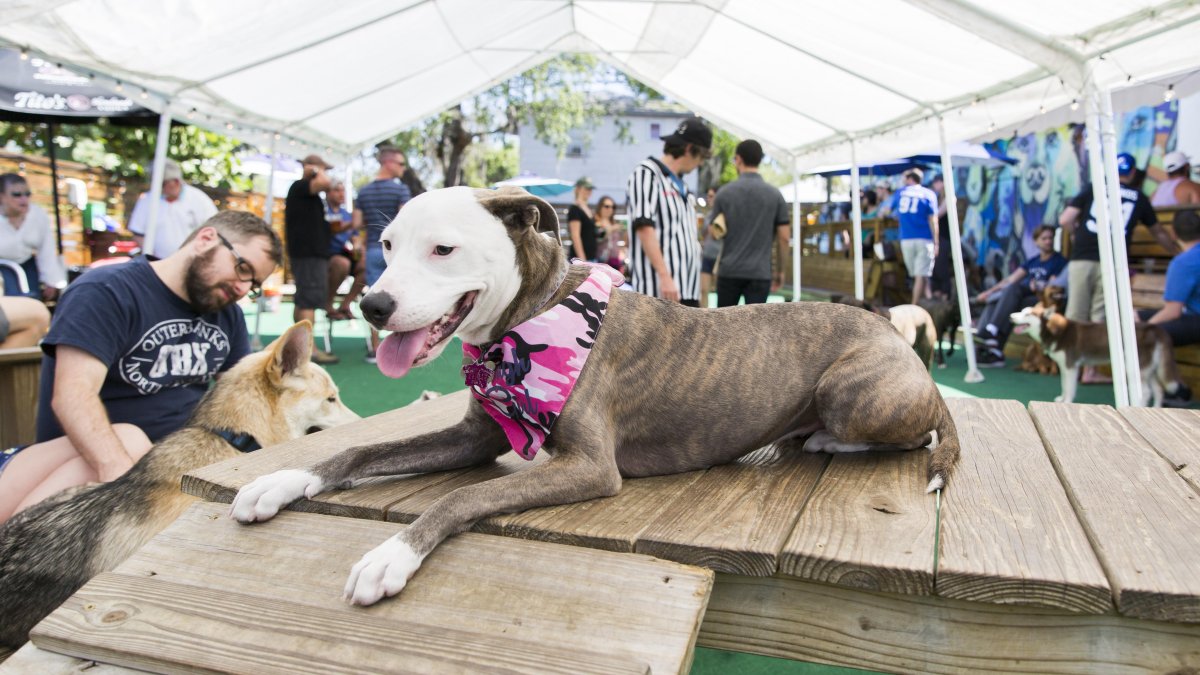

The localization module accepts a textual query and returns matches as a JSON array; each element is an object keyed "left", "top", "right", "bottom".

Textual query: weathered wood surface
[
  {"left": 634, "top": 446, "right": 827, "bottom": 575},
  {"left": 0, "top": 643, "right": 138, "bottom": 674},
  {"left": 1031, "top": 402, "right": 1200, "bottom": 623},
  {"left": 31, "top": 502, "right": 710, "bottom": 675},
  {"left": 700, "top": 574, "right": 1200, "bottom": 675},
  {"left": 1121, "top": 406, "right": 1200, "bottom": 492},
  {"left": 937, "top": 399, "right": 1111, "bottom": 613},
  {"left": 778, "top": 449, "right": 936, "bottom": 595},
  {"left": 0, "top": 346, "right": 42, "bottom": 448},
  {"left": 183, "top": 390, "right": 472, "bottom": 518}
]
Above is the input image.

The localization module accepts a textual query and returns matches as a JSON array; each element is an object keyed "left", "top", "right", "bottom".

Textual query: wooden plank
[
  {"left": 0, "top": 347, "right": 41, "bottom": 448},
  {"left": 635, "top": 446, "right": 827, "bottom": 575},
  {"left": 1121, "top": 407, "right": 1200, "bottom": 492},
  {"left": 0, "top": 643, "right": 138, "bottom": 674},
  {"left": 382, "top": 450, "right": 546, "bottom": 522},
  {"left": 34, "top": 573, "right": 650, "bottom": 675},
  {"left": 100, "top": 502, "right": 712, "bottom": 675},
  {"left": 182, "top": 389, "right": 472, "bottom": 518},
  {"left": 937, "top": 399, "right": 1111, "bottom": 613},
  {"left": 1030, "top": 402, "right": 1200, "bottom": 623},
  {"left": 779, "top": 449, "right": 936, "bottom": 595},
  {"left": 700, "top": 573, "right": 1200, "bottom": 675},
  {"left": 480, "top": 471, "right": 709, "bottom": 552}
]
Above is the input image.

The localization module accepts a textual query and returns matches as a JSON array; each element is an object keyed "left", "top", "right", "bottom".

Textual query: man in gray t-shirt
[{"left": 711, "top": 140, "right": 791, "bottom": 306}]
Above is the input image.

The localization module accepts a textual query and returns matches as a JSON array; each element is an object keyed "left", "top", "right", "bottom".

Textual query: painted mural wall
[{"left": 964, "top": 100, "right": 1180, "bottom": 281}]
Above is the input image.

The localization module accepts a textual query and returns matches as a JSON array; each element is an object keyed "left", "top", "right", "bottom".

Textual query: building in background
[{"left": 518, "top": 99, "right": 695, "bottom": 205}]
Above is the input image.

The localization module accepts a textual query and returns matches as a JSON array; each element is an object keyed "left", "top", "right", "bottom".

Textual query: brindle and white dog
[{"left": 231, "top": 187, "right": 961, "bottom": 607}]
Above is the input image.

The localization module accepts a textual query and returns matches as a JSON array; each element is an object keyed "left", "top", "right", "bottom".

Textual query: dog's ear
[
  {"left": 270, "top": 321, "right": 313, "bottom": 381},
  {"left": 1046, "top": 313, "right": 1069, "bottom": 336},
  {"left": 474, "top": 187, "right": 560, "bottom": 243}
]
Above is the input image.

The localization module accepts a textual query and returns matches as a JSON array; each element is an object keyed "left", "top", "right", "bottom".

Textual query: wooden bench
[{"left": 0, "top": 347, "right": 42, "bottom": 448}]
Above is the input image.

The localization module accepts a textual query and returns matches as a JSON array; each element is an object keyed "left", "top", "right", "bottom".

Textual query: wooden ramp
[
  {"left": 15, "top": 391, "right": 1200, "bottom": 674},
  {"left": 20, "top": 502, "right": 711, "bottom": 675}
]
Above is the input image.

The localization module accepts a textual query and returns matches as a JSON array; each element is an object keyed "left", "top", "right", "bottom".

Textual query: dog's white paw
[
  {"left": 229, "top": 469, "right": 325, "bottom": 523},
  {"left": 344, "top": 536, "right": 426, "bottom": 606},
  {"left": 1054, "top": 395, "right": 1066, "bottom": 403}
]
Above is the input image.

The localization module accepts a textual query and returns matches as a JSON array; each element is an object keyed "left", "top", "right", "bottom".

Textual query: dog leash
[{"left": 207, "top": 428, "right": 262, "bottom": 453}]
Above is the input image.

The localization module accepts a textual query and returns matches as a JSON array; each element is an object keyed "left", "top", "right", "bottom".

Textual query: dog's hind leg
[{"left": 344, "top": 444, "right": 622, "bottom": 606}]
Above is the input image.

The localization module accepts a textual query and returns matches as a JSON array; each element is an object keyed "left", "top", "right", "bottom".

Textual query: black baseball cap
[{"left": 662, "top": 117, "right": 713, "bottom": 150}]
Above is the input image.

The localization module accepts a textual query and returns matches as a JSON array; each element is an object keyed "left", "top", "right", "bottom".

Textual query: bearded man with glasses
[{"left": 12, "top": 212, "right": 281, "bottom": 506}]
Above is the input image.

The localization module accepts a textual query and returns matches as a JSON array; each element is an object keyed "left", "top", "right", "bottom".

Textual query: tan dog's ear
[
  {"left": 269, "top": 320, "right": 313, "bottom": 382},
  {"left": 1046, "top": 313, "right": 1069, "bottom": 335},
  {"left": 474, "top": 187, "right": 560, "bottom": 244}
]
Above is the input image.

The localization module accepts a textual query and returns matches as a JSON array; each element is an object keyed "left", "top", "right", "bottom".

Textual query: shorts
[
  {"left": 701, "top": 256, "right": 717, "bottom": 275},
  {"left": 0, "top": 444, "right": 29, "bottom": 480},
  {"left": 290, "top": 256, "right": 330, "bottom": 310},
  {"left": 366, "top": 243, "right": 387, "bottom": 287},
  {"left": 0, "top": 302, "right": 9, "bottom": 342},
  {"left": 901, "top": 238, "right": 935, "bottom": 277}
]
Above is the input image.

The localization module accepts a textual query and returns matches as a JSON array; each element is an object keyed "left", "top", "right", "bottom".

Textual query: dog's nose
[{"left": 360, "top": 292, "right": 397, "bottom": 329}]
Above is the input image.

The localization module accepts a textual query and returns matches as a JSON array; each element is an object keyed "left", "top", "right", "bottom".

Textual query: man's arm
[
  {"left": 1148, "top": 300, "right": 1185, "bottom": 324},
  {"left": 634, "top": 224, "right": 678, "bottom": 302},
  {"left": 978, "top": 268, "right": 1027, "bottom": 301},
  {"left": 308, "top": 169, "right": 332, "bottom": 195},
  {"left": 774, "top": 224, "right": 791, "bottom": 291},
  {"left": 1058, "top": 206, "right": 1081, "bottom": 232},
  {"left": 1150, "top": 223, "right": 1182, "bottom": 256},
  {"left": 50, "top": 346, "right": 139, "bottom": 482}
]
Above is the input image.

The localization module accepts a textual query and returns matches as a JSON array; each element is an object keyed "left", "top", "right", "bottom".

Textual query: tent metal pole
[
  {"left": 143, "top": 105, "right": 174, "bottom": 258},
  {"left": 1100, "top": 87, "right": 1143, "bottom": 406},
  {"left": 791, "top": 155, "right": 801, "bottom": 302},
  {"left": 252, "top": 134, "right": 279, "bottom": 352},
  {"left": 344, "top": 153, "right": 355, "bottom": 213},
  {"left": 849, "top": 139, "right": 864, "bottom": 300},
  {"left": 1083, "top": 83, "right": 1130, "bottom": 407},
  {"left": 938, "top": 115, "right": 983, "bottom": 383},
  {"left": 45, "top": 121, "right": 64, "bottom": 254}
]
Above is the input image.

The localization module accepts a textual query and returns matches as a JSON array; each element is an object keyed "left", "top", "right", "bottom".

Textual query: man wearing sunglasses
[
  {"left": 28, "top": 211, "right": 281, "bottom": 493},
  {"left": 626, "top": 116, "right": 712, "bottom": 306}
]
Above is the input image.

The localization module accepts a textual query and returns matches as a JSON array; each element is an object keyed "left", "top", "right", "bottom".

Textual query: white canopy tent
[{"left": 4, "top": 0, "right": 1199, "bottom": 404}]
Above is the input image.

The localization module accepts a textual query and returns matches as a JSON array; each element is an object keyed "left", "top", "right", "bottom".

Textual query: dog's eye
[
  {"left": 434, "top": 245, "right": 454, "bottom": 256},
  {"left": 382, "top": 240, "right": 392, "bottom": 251}
]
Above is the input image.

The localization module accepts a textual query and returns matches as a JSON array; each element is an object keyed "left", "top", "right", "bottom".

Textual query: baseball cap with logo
[
  {"left": 1164, "top": 150, "right": 1190, "bottom": 173},
  {"left": 162, "top": 159, "right": 183, "bottom": 182},
  {"left": 1117, "top": 152, "right": 1136, "bottom": 175},
  {"left": 661, "top": 117, "right": 713, "bottom": 151},
  {"left": 301, "top": 154, "right": 333, "bottom": 170}
]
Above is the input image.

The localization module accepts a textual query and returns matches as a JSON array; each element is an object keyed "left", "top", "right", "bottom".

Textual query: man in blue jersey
[
  {"left": 894, "top": 168, "right": 939, "bottom": 304},
  {"left": 353, "top": 145, "right": 412, "bottom": 363}
]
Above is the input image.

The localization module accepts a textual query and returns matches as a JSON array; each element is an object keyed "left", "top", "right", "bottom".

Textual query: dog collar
[
  {"left": 462, "top": 263, "right": 624, "bottom": 460},
  {"left": 208, "top": 428, "right": 263, "bottom": 453}
]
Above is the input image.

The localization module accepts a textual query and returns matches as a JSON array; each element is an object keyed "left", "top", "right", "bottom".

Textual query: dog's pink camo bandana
[{"left": 462, "top": 264, "right": 624, "bottom": 460}]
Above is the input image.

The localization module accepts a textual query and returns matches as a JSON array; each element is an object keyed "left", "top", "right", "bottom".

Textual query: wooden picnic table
[{"left": 15, "top": 390, "right": 1200, "bottom": 674}]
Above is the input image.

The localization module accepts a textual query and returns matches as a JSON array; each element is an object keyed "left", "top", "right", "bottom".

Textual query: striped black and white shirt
[{"left": 626, "top": 157, "right": 700, "bottom": 301}]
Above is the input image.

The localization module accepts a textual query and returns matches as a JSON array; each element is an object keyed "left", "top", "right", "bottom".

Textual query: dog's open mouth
[{"left": 376, "top": 291, "right": 477, "bottom": 379}]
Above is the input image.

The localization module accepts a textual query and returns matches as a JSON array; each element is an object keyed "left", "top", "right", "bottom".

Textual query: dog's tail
[{"left": 926, "top": 396, "right": 961, "bottom": 493}]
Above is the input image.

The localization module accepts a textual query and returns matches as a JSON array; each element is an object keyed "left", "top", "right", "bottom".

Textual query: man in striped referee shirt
[{"left": 626, "top": 117, "right": 712, "bottom": 307}]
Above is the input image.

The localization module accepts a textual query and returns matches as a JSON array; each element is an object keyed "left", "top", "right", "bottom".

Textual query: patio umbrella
[{"left": 493, "top": 172, "right": 574, "bottom": 198}]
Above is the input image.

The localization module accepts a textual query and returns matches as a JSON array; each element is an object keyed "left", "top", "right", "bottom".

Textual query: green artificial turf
[{"left": 244, "top": 296, "right": 1178, "bottom": 674}]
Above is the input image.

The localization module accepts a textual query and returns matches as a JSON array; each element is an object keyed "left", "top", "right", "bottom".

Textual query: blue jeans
[
  {"left": 1, "top": 257, "right": 39, "bottom": 297},
  {"left": 365, "top": 243, "right": 386, "bottom": 287}
]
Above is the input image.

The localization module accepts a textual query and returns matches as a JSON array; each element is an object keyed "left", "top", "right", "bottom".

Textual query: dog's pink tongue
[{"left": 376, "top": 327, "right": 431, "bottom": 379}]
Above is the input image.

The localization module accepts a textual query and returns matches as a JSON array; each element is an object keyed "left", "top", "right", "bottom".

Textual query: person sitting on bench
[
  {"left": 1139, "top": 208, "right": 1200, "bottom": 405},
  {"left": 973, "top": 225, "right": 1066, "bottom": 367}
]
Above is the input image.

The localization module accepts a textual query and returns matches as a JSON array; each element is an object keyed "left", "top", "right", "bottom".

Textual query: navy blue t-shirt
[
  {"left": 1021, "top": 252, "right": 1067, "bottom": 290},
  {"left": 36, "top": 257, "right": 250, "bottom": 442},
  {"left": 355, "top": 178, "right": 412, "bottom": 245}
]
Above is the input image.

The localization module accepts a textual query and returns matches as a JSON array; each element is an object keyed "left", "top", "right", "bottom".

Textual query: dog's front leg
[
  {"left": 343, "top": 449, "right": 621, "bottom": 606},
  {"left": 1057, "top": 365, "right": 1078, "bottom": 403},
  {"left": 231, "top": 405, "right": 504, "bottom": 524}
]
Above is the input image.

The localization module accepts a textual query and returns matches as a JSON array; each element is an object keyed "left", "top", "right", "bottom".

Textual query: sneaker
[
  {"left": 364, "top": 350, "right": 377, "bottom": 365},
  {"left": 976, "top": 350, "right": 1006, "bottom": 368},
  {"left": 1164, "top": 382, "right": 1193, "bottom": 408},
  {"left": 311, "top": 350, "right": 340, "bottom": 365}
]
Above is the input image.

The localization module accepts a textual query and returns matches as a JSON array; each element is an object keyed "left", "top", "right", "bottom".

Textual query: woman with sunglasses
[
  {"left": 594, "top": 196, "right": 625, "bottom": 273},
  {"left": 0, "top": 174, "right": 66, "bottom": 300}
]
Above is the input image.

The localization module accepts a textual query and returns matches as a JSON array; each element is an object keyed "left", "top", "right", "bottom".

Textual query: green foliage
[{"left": 0, "top": 119, "right": 252, "bottom": 190}]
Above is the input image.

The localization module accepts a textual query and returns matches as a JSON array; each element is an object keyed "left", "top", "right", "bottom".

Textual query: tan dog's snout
[{"left": 360, "top": 291, "right": 396, "bottom": 330}]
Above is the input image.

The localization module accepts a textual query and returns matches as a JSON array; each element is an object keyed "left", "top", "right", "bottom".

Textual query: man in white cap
[
  {"left": 1152, "top": 151, "right": 1200, "bottom": 207},
  {"left": 128, "top": 159, "right": 219, "bottom": 259}
]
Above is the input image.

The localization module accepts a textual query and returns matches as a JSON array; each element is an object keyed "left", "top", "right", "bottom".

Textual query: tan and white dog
[
  {"left": 0, "top": 322, "right": 360, "bottom": 647},
  {"left": 1010, "top": 304, "right": 1181, "bottom": 405},
  {"left": 231, "top": 187, "right": 961, "bottom": 607}
]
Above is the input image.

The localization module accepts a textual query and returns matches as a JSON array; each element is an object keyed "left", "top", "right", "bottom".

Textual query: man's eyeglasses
[
  {"left": 7, "top": 191, "right": 31, "bottom": 198},
  {"left": 216, "top": 233, "right": 263, "bottom": 299},
  {"left": 600, "top": 203, "right": 615, "bottom": 209}
]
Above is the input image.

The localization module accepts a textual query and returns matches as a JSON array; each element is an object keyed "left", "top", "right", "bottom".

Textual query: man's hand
[
  {"left": 659, "top": 272, "right": 680, "bottom": 302},
  {"left": 41, "top": 286, "right": 59, "bottom": 302},
  {"left": 977, "top": 288, "right": 993, "bottom": 302},
  {"left": 96, "top": 453, "right": 135, "bottom": 482}
]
